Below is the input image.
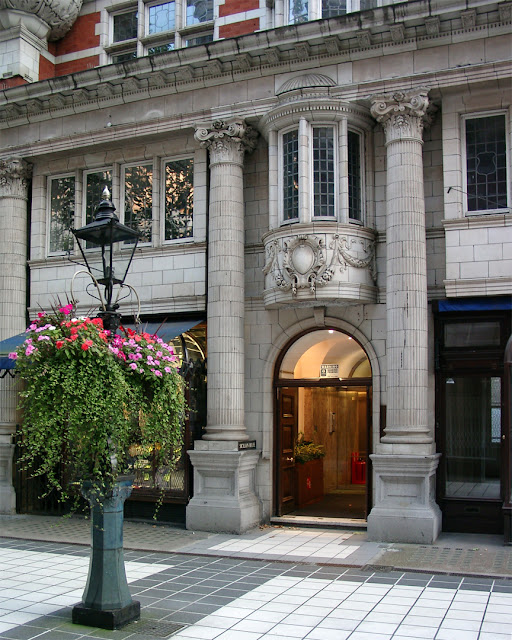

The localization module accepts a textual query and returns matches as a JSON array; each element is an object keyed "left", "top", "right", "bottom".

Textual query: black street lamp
[
  {"left": 70, "top": 187, "right": 141, "bottom": 630},
  {"left": 72, "top": 186, "right": 140, "bottom": 333}
]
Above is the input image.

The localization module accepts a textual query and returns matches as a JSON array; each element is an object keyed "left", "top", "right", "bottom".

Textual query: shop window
[
  {"left": 123, "top": 163, "right": 153, "bottom": 244},
  {"left": 48, "top": 175, "right": 75, "bottom": 254},
  {"left": 281, "top": 123, "right": 363, "bottom": 224},
  {"left": 164, "top": 158, "right": 194, "bottom": 241},
  {"left": 465, "top": 114, "right": 508, "bottom": 213}
]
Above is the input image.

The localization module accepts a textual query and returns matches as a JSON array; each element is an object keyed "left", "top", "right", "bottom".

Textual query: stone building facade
[{"left": 0, "top": 0, "right": 511, "bottom": 543}]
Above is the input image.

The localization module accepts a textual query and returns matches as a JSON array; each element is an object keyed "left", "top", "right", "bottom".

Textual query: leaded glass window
[
  {"left": 283, "top": 130, "right": 299, "bottom": 221},
  {"left": 124, "top": 164, "right": 153, "bottom": 243},
  {"left": 148, "top": 2, "right": 176, "bottom": 34},
  {"left": 313, "top": 127, "right": 335, "bottom": 217},
  {"left": 185, "top": 34, "right": 214, "bottom": 46},
  {"left": 348, "top": 130, "right": 362, "bottom": 221},
  {"left": 186, "top": 0, "right": 213, "bottom": 26},
  {"left": 113, "top": 11, "right": 138, "bottom": 42},
  {"left": 112, "top": 51, "right": 138, "bottom": 63},
  {"left": 49, "top": 176, "right": 75, "bottom": 254},
  {"left": 164, "top": 159, "right": 194, "bottom": 241},
  {"left": 289, "top": 0, "right": 308, "bottom": 23},
  {"left": 466, "top": 114, "right": 508, "bottom": 212},
  {"left": 322, "top": 0, "right": 347, "bottom": 18}
]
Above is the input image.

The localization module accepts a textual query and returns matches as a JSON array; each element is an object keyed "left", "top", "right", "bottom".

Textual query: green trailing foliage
[{"left": 10, "top": 303, "right": 186, "bottom": 510}]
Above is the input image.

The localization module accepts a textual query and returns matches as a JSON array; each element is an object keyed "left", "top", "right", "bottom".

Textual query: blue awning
[
  {"left": 0, "top": 333, "right": 27, "bottom": 370},
  {"left": 438, "top": 296, "right": 512, "bottom": 312}
]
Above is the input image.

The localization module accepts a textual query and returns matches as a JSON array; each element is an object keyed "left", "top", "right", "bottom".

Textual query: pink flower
[
  {"left": 8, "top": 352, "right": 17, "bottom": 360},
  {"left": 37, "top": 335, "right": 50, "bottom": 341},
  {"left": 164, "top": 366, "right": 171, "bottom": 373},
  {"left": 129, "top": 362, "right": 137, "bottom": 370},
  {"left": 59, "top": 304, "right": 74, "bottom": 315},
  {"left": 37, "top": 312, "right": 46, "bottom": 318},
  {"left": 25, "top": 345, "right": 36, "bottom": 356}
]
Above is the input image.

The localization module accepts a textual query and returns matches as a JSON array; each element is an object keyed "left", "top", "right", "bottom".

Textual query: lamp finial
[{"left": 102, "top": 185, "right": 111, "bottom": 200}]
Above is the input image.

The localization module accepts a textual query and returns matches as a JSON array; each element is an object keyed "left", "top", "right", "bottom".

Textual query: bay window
[{"left": 280, "top": 121, "right": 363, "bottom": 224}]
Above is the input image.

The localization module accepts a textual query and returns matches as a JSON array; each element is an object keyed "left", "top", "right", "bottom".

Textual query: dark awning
[
  {"left": 438, "top": 296, "right": 512, "bottom": 312},
  {"left": 0, "top": 333, "right": 26, "bottom": 370},
  {"left": 130, "top": 318, "right": 204, "bottom": 343}
]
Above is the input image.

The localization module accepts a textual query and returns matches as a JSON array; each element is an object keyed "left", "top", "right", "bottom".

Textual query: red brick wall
[
  {"left": 219, "top": 0, "right": 259, "bottom": 17},
  {"left": 55, "top": 13, "right": 101, "bottom": 56},
  {"left": 39, "top": 54, "right": 55, "bottom": 81},
  {"left": 219, "top": 18, "right": 259, "bottom": 38},
  {"left": 0, "top": 76, "right": 27, "bottom": 90},
  {"left": 54, "top": 55, "right": 100, "bottom": 77}
]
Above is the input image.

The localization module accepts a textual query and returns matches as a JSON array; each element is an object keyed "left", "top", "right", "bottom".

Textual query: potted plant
[
  {"left": 9, "top": 302, "right": 186, "bottom": 629},
  {"left": 294, "top": 433, "right": 325, "bottom": 507}
]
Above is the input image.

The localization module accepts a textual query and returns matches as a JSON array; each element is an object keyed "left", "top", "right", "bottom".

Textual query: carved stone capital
[
  {"left": 195, "top": 120, "right": 258, "bottom": 165},
  {"left": 0, "top": 157, "right": 32, "bottom": 199},
  {"left": 370, "top": 89, "right": 430, "bottom": 143}
]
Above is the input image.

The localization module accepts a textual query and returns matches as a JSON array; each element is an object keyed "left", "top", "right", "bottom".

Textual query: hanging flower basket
[{"left": 9, "top": 303, "right": 186, "bottom": 507}]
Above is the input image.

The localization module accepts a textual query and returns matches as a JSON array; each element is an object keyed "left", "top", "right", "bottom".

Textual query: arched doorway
[{"left": 274, "top": 329, "right": 372, "bottom": 521}]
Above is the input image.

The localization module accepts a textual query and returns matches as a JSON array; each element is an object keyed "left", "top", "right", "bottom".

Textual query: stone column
[
  {"left": 186, "top": 121, "right": 261, "bottom": 533},
  {"left": 367, "top": 90, "right": 441, "bottom": 543},
  {"left": 0, "top": 157, "right": 32, "bottom": 514}
]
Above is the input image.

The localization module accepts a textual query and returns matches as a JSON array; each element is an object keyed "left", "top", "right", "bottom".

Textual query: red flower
[
  {"left": 56, "top": 340, "right": 64, "bottom": 349},
  {"left": 81, "top": 340, "right": 93, "bottom": 351}
]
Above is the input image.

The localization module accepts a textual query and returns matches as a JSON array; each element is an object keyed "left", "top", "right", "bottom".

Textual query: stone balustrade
[{"left": 262, "top": 222, "right": 377, "bottom": 308}]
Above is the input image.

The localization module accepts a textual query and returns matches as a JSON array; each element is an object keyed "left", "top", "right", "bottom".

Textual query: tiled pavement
[{"left": 1, "top": 516, "right": 512, "bottom": 639}]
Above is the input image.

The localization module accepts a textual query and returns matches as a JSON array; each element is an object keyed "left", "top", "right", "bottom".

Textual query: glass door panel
[{"left": 445, "top": 375, "right": 501, "bottom": 500}]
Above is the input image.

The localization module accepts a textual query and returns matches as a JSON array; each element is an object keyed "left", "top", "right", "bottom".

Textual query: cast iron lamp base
[
  {"left": 72, "top": 476, "right": 139, "bottom": 630},
  {"left": 72, "top": 600, "right": 140, "bottom": 630}
]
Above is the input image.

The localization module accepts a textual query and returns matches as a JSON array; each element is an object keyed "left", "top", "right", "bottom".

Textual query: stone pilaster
[
  {"left": 186, "top": 121, "right": 261, "bottom": 533},
  {"left": 0, "top": 157, "right": 32, "bottom": 514},
  {"left": 367, "top": 91, "right": 441, "bottom": 543}
]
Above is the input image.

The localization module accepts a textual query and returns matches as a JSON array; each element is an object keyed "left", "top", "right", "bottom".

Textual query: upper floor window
[
  {"left": 48, "top": 175, "right": 75, "bottom": 255},
  {"left": 281, "top": 122, "right": 363, "bottom": 224},
  {"left": 110, "top": 8, "right": 138, "bottom": 63},
  {"left": 288, "top": 0, "right": 399, "bottom": 24},
  {"left": 465, "top": 114, "right": 508, "bottom": 213},
  {"left": 164, "top": 158, "right": 194, "bottom": 241},
  {"left": 46, "top": 157, "right": 196, "bottom": 255},
  {"left": 123, "top": 163, "right": 153, "bottom": 244}
]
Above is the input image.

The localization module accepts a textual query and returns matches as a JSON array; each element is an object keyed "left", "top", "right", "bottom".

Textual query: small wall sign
[
  {"left": 238, "top": 440, "right": 256, "bottom": 450},
  {"left": 320, "top": 364, "right": 339, "bottom": 378}
]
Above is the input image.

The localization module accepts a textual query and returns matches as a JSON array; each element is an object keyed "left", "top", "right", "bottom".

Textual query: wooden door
[{"left": 277, "top": 388, "right": 297, "bottom": 515}]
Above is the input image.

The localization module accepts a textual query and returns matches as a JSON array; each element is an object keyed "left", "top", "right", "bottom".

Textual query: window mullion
[
  {"left": 269, "top": 130, "right": 279, "bottom": 230},
  {"left": 339, "top": 118, "right": 349, "bottom": 223},
  {"left": 299, "top": 117, "right": 310, "bottom": 224}
]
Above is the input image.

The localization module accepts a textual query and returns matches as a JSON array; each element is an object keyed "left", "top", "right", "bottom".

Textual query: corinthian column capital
[
  {"left": 0, "top": 157, "right": 32, "bottom": 199},
  {"left": 370, "top": 89, "right": 430, "bottom": 143},
  {"left": 195, "top": 120, "right": 258, "bottom": 165}
]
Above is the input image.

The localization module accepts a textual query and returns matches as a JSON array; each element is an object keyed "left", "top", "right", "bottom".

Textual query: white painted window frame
[{"left": 461, "top": 109, "right": 511, "bottom": 217}]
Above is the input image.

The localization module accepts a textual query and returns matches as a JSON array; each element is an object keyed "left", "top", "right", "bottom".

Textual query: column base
[
  {"left": 186, "top": 441, "right": 261, "bottom": 534},
  {"left": 72, "top": 600, "right": 140, "bottom": 630},
  {"left": 367, "top": 453, "right": 441, "bottom": 544}
]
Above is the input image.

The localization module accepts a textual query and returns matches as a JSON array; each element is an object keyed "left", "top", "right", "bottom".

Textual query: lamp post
[
  {"left": 72, "top": 186, "right": 140, "bottom": 334},
  {"left": 70, "top": 187, "right": 141, "bottom": 630},
  {"left": 504, "top": 334, "right": 512, "bottom": 544}
]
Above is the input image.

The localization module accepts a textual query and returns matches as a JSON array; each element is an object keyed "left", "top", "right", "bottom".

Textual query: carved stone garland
[{"left": 264, "top": 233, "right": 376, "bottom": 295}]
